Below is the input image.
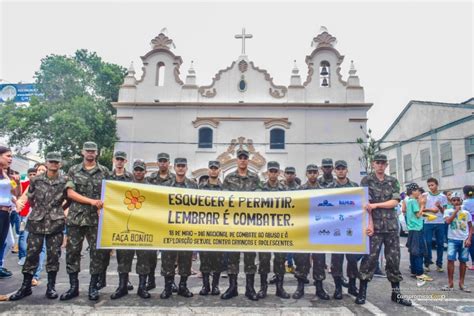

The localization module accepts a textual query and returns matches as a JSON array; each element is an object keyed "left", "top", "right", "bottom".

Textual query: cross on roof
[{"left": 235, "top": 28, "right": 253, "bottom": 55}]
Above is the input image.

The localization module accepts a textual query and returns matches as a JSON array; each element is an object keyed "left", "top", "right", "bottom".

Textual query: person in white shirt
[
  {"left": 462, "top": 185, "right": 474, "bottom": 270},
  {"left": 443, "top": 192, "right": 472, "bottom": 292},
  {"left": 421, "top": 178, "right": 448, "bottom": 272}
]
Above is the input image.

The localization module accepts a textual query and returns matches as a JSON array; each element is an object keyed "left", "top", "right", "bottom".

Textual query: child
[
  {"left": 462, "top": 185, "right": 474, "bottom": 270},
  {"left": 443, "top": 192, "right": 473, "bottom": 292},
  {"left": 405, "top": 183, "right": 432, "bottom": 287}
]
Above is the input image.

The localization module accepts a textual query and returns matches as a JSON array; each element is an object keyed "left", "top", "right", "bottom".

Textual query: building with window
[
  {"left": 113, "top": 27, "right": 371, "bottom": 180},
  {"left": 378, "top": 98, "right": 474, "bottom": 191}
]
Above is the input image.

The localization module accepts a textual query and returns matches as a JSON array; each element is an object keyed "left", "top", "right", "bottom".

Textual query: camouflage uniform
[
  {"left": 161, "top": 176, "right": 198, "bottom": 278},
  {"left": 358, "top": 172, "right": 402, "bottom": 283},
  {"left": 222, "top": 169, "right": 261, "bottom": 275},
  {"left": 296, "top": 180, "right": 327, "bottom": 282},
  {"left": 116, "top": 173, "right": 156, "bottom": 276},
  {"left": 23, "top": 172, "right": 67, "bottom": 276},
  {"left": 65, "top": 162, "right": 110, "bottom": 275},
  {"left": 199, "top": 179, "right": 224, "bottom": 274},
  {"left": 259, "top": 180, "right": 287, "bottom": 276},
  {"left": 329, "top": 177, "right": 362, "bottom": 279}
]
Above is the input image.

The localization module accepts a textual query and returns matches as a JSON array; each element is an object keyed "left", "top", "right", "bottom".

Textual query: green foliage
[
  {"left": 0, "top": 49, "right": 126, "bottom": 167},
  {"left": 356, "top": 126, "right": 380, "bottom": 174}
]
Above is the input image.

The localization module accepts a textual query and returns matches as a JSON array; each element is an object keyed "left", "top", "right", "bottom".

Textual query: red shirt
[{"left": 19, "top": 180, "right": 31, "bottom": 217}]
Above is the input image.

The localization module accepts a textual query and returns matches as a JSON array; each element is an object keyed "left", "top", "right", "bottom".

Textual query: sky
[{"left": 0, "top": 0, "right": 472, "bottom": 139}]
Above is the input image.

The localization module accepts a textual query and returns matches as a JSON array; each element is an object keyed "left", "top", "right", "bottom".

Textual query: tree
[
  {"left": 356, "top": 126, "right": 380, "bottom": 174},
  {"left": 0, "top": 50, "right": 126, "bottom": 169}
]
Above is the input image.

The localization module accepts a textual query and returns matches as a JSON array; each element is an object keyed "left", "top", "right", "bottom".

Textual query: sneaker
[
  {"left": 286, "top": 265, "right": 295, "bottom": 274},
  {"left": 417, "top": 274, "right": 433, "bottom": 282},
  {"left": 436, "top": 266, "right": 444, "bottom": 273},
  {"left": 416, "top": 279, "right": 426, "bottom": 287},
  {"left": 18, "top": 257, "right": 26, "bottom": 266},
  {"left": 374, "top": 268, "right": 386, "bottom": 278},
  {"left": 0, "top": 268, "right": 12, "bottom": 279},
  {"left": 31, "top": 278, "right": 39, "bottom": 286},
  {"left": 468, "top": 265, "right": 474, "bottom": 271}
]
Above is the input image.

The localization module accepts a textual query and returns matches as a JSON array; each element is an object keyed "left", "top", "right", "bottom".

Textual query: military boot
[
  {"left": 137, "top": 274, "right": 151, "bottom": 299},
  {"left": 59, "top": 272, "right": 79, "bottom": 301},
  {"left": 111, "top": 273, "right": 128, "bottom": 299},
  {"left": 9, "top": 273, "right": 33, "bottom": 301},
  {"left": 348, "top": 278, "right": 359, "bottom": 296},
  {"left": 211, "top": 272, "right": 221, "bottom": 295},
  {"left": 88, "top": 274, "right": 100, "bottom": 301},
  {"left": 257, "top": 273, "right": 268, "bottom": 299},
  {"left": 292, "top": 277, "right": 305, "bottom": 299},
  {"left": 315, "top": 280, "right": 330, "bottom": 300},
  {"left": 160, "top": 276, "right": 174, "bottom": 299},
  {"left": 177, "top": 276, "right": 193, "bottom": 297},
  {"left": 146, "top": 271, "right": 156, "bottom": 291},
  {"left": 199, "top": 273, "right": 210, "bottom": 295},
  {"left": 275, "top": 275, "right": 290, "bottom": 299},
  {"left": 355, "top": 280, "right": 367, "bottom": 305},
  {"left": 333, "top": 276, "right": 343, "bottom": 300},
  {"left": 97, "top": 271, "right": 106, "bottom": 290},
  {"left": 45, "top": 271, "right": 58, "bottom": 299},
  {"left": 245, "top": 274, "right": 258, "bottom": 301},
  {"left": 391, "top": 282, "right": 412, "bottom": 306},
  {"left": 221, "top": 274, "right": 238, "bottom": 299}
]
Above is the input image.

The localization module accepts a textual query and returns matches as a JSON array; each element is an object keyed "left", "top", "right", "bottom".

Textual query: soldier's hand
[
  {"left": 90, "top": 199, "right": 103, "bottom": 209},
  {"left": 366, "top": 225, "right": 374, "bottom": 237}
]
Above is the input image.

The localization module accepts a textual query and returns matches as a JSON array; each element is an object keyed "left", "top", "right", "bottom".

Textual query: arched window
[
  {"left": 270, "top": 128, "right": 285, "bottom": 149},
  {"left": 320, "top": 61, "right": 330, "bottom": 87},
  {"left": 198, "top": 127, "right": 213, "bottom": 148},
  {"left": 156, "top": 62, "right": 165, "bottom": 86}
]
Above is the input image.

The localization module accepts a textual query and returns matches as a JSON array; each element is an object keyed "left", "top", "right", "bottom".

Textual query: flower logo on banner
[{"left": 123, "top": 189, "right": 146, "bottom": 232}]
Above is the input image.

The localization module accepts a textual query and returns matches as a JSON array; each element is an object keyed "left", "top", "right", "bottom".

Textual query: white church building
[{"left": 113, "top": 27, "right": 372, "bottom": 181}]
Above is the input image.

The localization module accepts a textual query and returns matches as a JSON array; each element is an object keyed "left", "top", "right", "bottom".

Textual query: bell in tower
[{"left": 320, "top": 66, "right": 329, "bottom": 76}]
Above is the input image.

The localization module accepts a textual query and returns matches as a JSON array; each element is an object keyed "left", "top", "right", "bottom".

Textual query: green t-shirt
[{"left": 406, "top": 197, "right": 424, "bottom": 231}]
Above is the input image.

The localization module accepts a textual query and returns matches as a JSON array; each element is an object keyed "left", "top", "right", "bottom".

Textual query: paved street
[{"left": 1, "top": 237, "right": 474, "bottom": 315}]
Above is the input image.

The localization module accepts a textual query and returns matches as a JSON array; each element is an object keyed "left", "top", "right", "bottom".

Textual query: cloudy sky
[{"left": 1, "top": 0, "right": 472, "bottom": 138}]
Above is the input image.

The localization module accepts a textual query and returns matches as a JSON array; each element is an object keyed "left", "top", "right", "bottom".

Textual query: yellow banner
[{"left": 98, "top": 180, "right": 369, "bottom": 253}]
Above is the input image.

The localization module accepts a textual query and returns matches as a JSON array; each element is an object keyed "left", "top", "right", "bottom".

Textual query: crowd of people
[{"left": 0, "top": 142, "right": 473, "bottom": 307}]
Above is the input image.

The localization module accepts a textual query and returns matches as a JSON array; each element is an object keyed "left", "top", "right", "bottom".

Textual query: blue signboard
[{"left": 0, "top": 84, "right": 43, "bottom": 103}]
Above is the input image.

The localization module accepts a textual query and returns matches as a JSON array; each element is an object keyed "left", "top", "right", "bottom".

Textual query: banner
[{"left": 98, "top": 181, "right": 369, "bottom": 254}]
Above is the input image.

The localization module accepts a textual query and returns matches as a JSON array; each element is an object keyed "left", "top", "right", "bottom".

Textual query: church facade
[{"left": 113, "top": 28, "right": 372, "bottom": 181}]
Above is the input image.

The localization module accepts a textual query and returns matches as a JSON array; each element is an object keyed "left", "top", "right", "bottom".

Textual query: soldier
[
  {"left": 256, "top": 161, "right": 290, "bottom": 299},
  {"left": 111, "top": 159, "right": 154, "bottom": 299},
  {"left": 160, "top": 158, "right": 197, "bottom": 299},
  {"left": 329, "top": 160, "right": 363, "bottom": 299},
  {"left": 356, "top": 154, "right": 412, "bottom": 306},
  {"left": 60, "top": 142, "right": 110, "bottom": 301},
  {"left": 146, "top": 152, "right": 175, "bottom": 291},
  {"left": 221, "top": 148, "right": 261, "bottom": 301},
  {"left": 318, "top": 158, "right": 335, "bottom": 188},
  {"left": 107, "top": 151, "right": 134, "bottom": 293},
  {"left": 198, "top": 160, "right": 224, "bottom": 296},
  {"left": 10, "top": 152, "right": 67, "bottom": 301}
]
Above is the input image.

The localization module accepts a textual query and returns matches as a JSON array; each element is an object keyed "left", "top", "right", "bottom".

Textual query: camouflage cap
[
  {"left": 321, "top": 158, "right": 333, "bottom": 167},
  {"left": 208, "top": 160, "right": 220, "bottom": 168},
  {"left": 236, "top": 148, "right": 250, "bottom": 158},
  {"left": 46, "top": 152, "right": 61, "bottom": 163},
  {"left": 306, "top": 164, "right": 318, "bottom": 172},
  {"left": 284, "top": 166, "right": 296, "bottom": 173},
  {"left": 373, "top": 153, "right": 388, "bottom": 162},
  {"left": 157, "top": 152, "right": 170, "bottom": 161},
  {"left": 83, "top": 141, "right": 98, "bottom": 151},
  {"left": 114, "top": 151, "right": 127, "bottom": 159},
  {"left": 133, "top": 159, "right": 146, "bottom": 170},
  {"left": 174, "top": 157, "right": 187, "bottom": 165},
  {"left": 267, "top": 161, "right": 280, "bottom": 171},
  {"left": 334, "top": 160, "right": 347, "bottom": 168}
]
